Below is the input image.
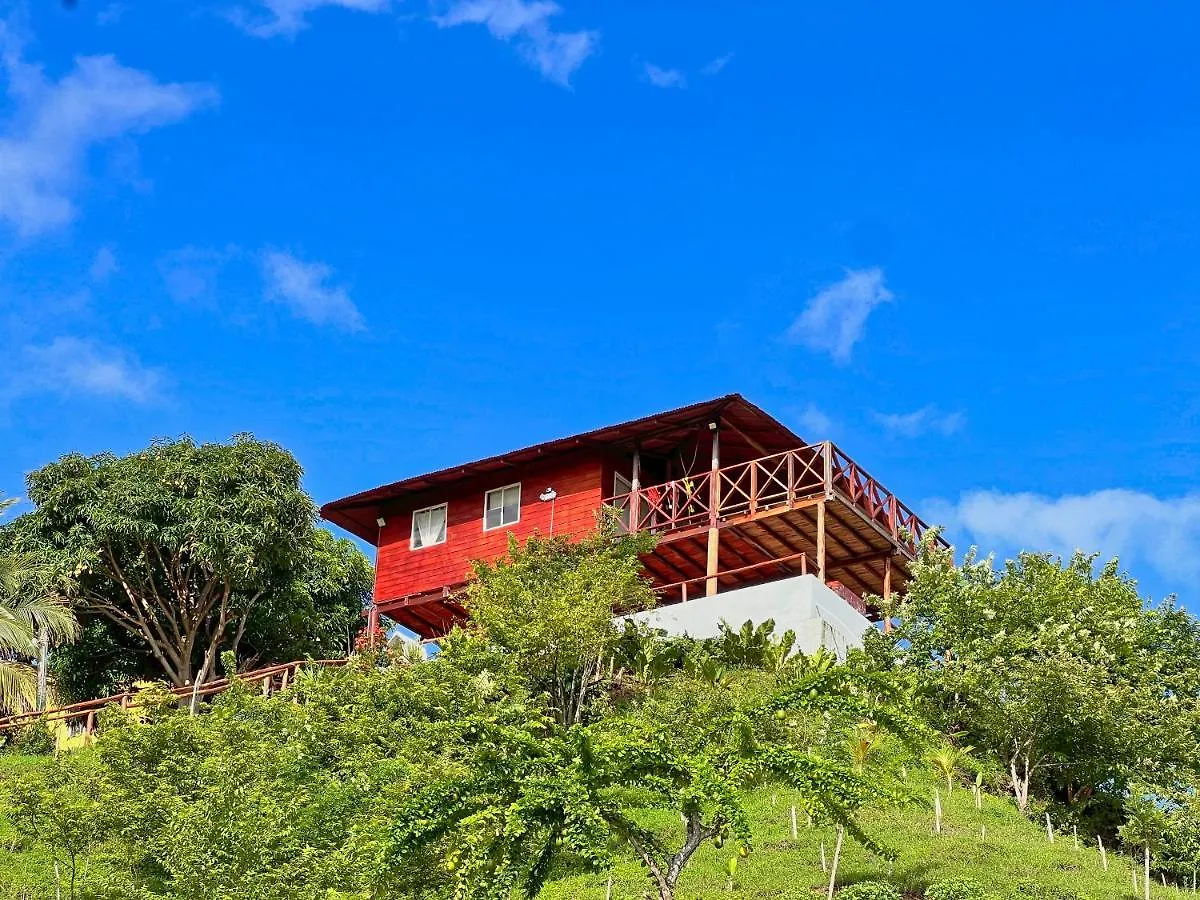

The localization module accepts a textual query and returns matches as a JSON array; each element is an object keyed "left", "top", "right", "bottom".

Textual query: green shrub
[
  {"left": 837, "top": 881, "right": 903, "bottom": 900},
  {"left": 1009, "top": 883, "right": 1081, "bottom": 900},
  {"left": 926, "top": 877, "right": 990, "bottom": 900},
  {"left": 7, "top": 721, "right": 54, "bottom": 755}
]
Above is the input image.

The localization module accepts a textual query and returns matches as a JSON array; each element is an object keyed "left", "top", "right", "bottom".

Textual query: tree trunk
[{"left": 1144, "top": 845, "right": 1150, "bottom": 900}]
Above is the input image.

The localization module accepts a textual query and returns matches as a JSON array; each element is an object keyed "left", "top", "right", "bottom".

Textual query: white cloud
[
  {"left": 435, "top": 0, "right": 598, "bottom": 86},
  {"left": 701, "top": 52, "right": 733, "bottom": 76},
  {"left": 0, "top": 34, "right": 217, "bottom": 237},
  {"left": 17, "top": 337, "right": 162, "bottom": 403},
  {"left": 642, "top": 63, "right": 685, "bottom": 89},
  {"left": 159, "top": 245, "right": 236, "bottom": 304},
  {"left": 785, "top": 267, "right": 893, "bottom": 363},
  {"left": 875, "top": 405, "right": 963, "bottom": 438},
  {"left": 261, "top": 250, "right": 364, "bottom": 331},
  {"left": 930, "top": 489, "right": 1200, "bottom": 586},
  {"left": 231, "top": 0, "right": 391, "bottom": 38},
  {"left": 795, "top": 403, "right": 833, "bottom": 438},
  {"left": 89, "top": 245, "right": 118, "bottom": 282}
]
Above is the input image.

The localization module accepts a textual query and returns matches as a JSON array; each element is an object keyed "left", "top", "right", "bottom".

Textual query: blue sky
[{"left": 1, "top": 0, "right": 1199, "bottom": 604}]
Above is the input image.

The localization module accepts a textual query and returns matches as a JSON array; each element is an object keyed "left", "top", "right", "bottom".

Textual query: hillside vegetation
[
  {"left": 0, "top": 527, "right": 1198, "bottom": 900},
  {"left": 0, "top": 755, "right": 1176, "bottom": 899}
]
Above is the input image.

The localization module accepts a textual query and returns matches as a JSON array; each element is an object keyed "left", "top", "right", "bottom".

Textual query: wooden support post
[
  {"left": 816, "top": 499, "right": 827, "bottom": 583},
  {"left": 85, "top": 711, "right": 95, "bottom": 736},
  {"left": 706, "top": 528, "right": 720, "bottom": 597},
  {"left": 367, "top": 604, "right": 380, "bottom": 648},
  {"left": 882, "top": 556, "right": 893, "bottom": 633},
  {"left": 707, "top": 422, "right": 720, "bottom": 597},
  {"left": 630, "top": 446, "right": 642, "bottom": 531}
]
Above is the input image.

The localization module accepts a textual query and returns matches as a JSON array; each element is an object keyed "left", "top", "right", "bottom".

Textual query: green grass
[
  {"left": 540, "top": 782, "right": 1177, "bottom": 900},
  {"left": 0, "top": 754, "right": 1182, "bottom": 899}
]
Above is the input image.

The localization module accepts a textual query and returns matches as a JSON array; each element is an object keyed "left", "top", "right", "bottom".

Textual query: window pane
[
  {"left": 485, "top": 506, "right": 501, "bottom": 529},
  {"left": 430, "top": 506, "right": 446, "bottom": 543},
  {"left": 413, "top": 506, "right": 447, "bottom": 548}
]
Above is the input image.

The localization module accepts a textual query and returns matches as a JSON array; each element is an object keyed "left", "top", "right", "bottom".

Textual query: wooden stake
[
  {"left": 934, "top": 789, "right": 943, "bottom": 834},
  {"left": 826, "top": 826, "right": 844, "bottom": 900},
  {"left": 981, "top": 825, "right": 986, "bottom": 839},
  {"left": 1098, "top": 836, "right": 1108, "bottom": 871},
  {"left": 1073, "top": 824, "right": 1079, "bottom": 851},
  {"left": 790, "top": 805, "right": 797, "bottom": 839},
  {"left": 1145, "top": 845, "right": 1151, "bottom": 900},
  {"left": 605, "top": 877, "right": 612, "bottom": 900},
  {"left": 1045, "top": 812, "right": 1054, "bottom": 843}
]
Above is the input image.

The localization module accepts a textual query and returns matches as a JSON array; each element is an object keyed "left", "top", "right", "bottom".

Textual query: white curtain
[{"left": 416, "top": 506, "right": 446, "bottom": 547}]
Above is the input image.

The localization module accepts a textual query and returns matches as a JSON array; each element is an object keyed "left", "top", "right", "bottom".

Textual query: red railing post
[{"left": 787, "top": 451, "right": 796, "bottom": 506}]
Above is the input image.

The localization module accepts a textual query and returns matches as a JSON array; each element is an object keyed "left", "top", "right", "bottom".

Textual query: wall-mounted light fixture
[
  {"left": 539, "top": 487, "right": 558, "bottom": 535},
  {"left": 376, "top": 516, "right": 386, "bottom": 528}
]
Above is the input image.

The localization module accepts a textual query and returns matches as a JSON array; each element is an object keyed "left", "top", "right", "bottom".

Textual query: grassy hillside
[
  {"left": 0, "top": 753, "right": 1179, "bottom": 899},
  {"left": 541, "top": 781, "right": 1171, "bottom": 900}
]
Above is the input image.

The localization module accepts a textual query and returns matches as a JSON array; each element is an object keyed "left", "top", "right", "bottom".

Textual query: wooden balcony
[{"left": 605, "top": 442, "right": 941, "bottom": 618}]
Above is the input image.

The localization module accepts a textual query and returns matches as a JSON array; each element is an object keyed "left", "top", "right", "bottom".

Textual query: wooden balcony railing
[
  {"left": 605, "top": 442, "right": 935, "bottom": 553},
  {"left": 0, "top": 658, "right": 348, "bottom": 737}
]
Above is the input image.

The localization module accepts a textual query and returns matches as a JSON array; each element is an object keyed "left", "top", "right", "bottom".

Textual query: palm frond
[{"left": 0, "top": 660, "right": 40, "bottom": 716}]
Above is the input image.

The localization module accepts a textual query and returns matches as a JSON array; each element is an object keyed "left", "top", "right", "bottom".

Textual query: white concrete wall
[{"left": 619, "top": 574, "right": 872, "bottom": 659}]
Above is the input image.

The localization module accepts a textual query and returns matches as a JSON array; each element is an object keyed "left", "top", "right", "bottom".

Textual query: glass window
[
  {"left": 484, "top": 483, "right": 521, "bottom": 531},
  {"left": 411, "top": 503, "right": 447, "bottom": 550}
]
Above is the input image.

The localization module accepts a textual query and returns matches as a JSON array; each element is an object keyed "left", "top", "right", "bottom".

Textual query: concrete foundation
[{"left": 618, "top": 574, "right": 871, "bottom": 659}]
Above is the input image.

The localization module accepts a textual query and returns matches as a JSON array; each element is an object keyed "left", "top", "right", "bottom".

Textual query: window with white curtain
[
  {"left": 483, "top": 483, "right": 521, "bottom": 531},
  {"left": 411, "top": 503, "right": 447, "bottom": 550}
]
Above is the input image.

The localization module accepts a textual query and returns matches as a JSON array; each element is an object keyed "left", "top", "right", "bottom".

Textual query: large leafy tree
[
  {"left": 875, "top": 539, "right": 1200, "bottom": 817},
  {"left": 389, "top": 643, "right": 916, "bottom": 900},
  {"left": 5, "top": 436, "right": 365, "bottom": 689},
  {"left": 47, "top": 527, "right": 372, "bottom": 702}
]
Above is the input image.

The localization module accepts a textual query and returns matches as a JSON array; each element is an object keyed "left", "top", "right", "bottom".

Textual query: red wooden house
[{"left": 321, "top": 394, "right": 941, "bottom": 639}]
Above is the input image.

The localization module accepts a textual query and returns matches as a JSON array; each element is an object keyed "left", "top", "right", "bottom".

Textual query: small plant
[
  {"left": 926, "top": 877, "right": 990, "bottom": 900},
  {"left": 925, "top": 738, "right": 975, "bottom": 794},
  {"left": 8, "top": 720, "right": 54, "bottom": 755},
  {"left": 1009, "top": 883, "right": 1081, "bottom": 900},
  {"left": 836, "top": 881, "right": 901, "bottom": 900}
]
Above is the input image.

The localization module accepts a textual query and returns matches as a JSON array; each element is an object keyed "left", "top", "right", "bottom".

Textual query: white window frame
[
  {"left": 410, "top": 502, "right": 448, "bottom": 551},
  {"left": 483, "top": 483, "right": 521, "bottom": 532},
  {"left": 614, "top": 472, "right": 632, "bottom": 496}
]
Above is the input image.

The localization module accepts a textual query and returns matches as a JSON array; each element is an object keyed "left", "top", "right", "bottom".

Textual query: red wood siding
[{"left": 374, "top": 452, "right": 607, "bottom": 603}]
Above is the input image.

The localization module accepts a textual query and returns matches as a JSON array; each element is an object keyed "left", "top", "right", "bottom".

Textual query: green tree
[
  {"left": 878, "top": 541, "right": 1199, "bottom": 817},
  {"left": 0, "top": 755, "right": 116, "bottom": 899},
  {"left": 463, "top": 517, "right": 655, "bottom": 726},
  {"left": 389, "top": 639, "right": 919, "bottom": 900},
  {"left": 5, "top": 437, "right": 366, "bottom": 690}
]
